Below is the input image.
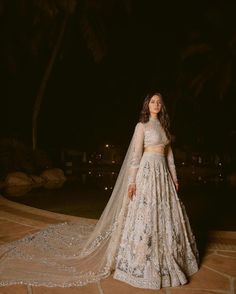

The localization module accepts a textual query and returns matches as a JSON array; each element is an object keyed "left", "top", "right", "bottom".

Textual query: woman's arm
[
  {"left": 166, "top": 144, "right": 178, "bottom": 189},
  {"left": 127, "top": 122, "right": 144, "bottom": 195}
]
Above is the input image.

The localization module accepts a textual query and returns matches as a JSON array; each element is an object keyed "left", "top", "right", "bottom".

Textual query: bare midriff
[{"left": 144, "top": 145, "right": 165, "bottom": 155}]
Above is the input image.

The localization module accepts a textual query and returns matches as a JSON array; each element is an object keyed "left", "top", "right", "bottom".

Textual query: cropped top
[{"left": 128, "top": 116, "right": 178, "bottom": 185}]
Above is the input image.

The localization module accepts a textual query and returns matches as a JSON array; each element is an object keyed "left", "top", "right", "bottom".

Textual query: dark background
[{"left": 1, "top": 0, "right": 236, "bottom": 155}]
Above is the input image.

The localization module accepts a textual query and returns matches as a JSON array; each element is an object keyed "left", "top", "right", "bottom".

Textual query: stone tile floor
[{"left": 0, "top": 196, "right": 235, "bottom": 294}]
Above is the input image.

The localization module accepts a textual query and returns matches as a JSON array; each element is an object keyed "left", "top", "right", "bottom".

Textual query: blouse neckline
[{"left": 149, "top": 115, "right": 159, "bottom": 122}]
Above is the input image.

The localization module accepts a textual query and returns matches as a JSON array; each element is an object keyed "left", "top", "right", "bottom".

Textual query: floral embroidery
[
  {"left": 143, "top": 161, "right": 150, "bottom": 178},
  {"left": 113, "top": 152, "right": 199, "bottom": 288}
]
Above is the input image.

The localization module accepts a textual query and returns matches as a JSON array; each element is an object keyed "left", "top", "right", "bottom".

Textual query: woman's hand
[{"left": 128, "top": 183, "right": 136, "bottom": 200}]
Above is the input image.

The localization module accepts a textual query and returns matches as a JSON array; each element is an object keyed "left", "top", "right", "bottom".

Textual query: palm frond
[
  {"left": 181, "top": 43, "right": 211, "bottom": 60},
  {"left": 218, "top": 62, "right": 232, "bottom": 99},
  {"left": 80, "top": 14, "right": 108, "bottom": 63}
]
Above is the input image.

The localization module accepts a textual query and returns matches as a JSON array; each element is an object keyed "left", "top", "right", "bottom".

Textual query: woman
[
  {"left": 113, "top": 92, "right": 199, "bottom": 288},
  {"left": 0, "top": 92, "right": 199, "bottom": 290}
]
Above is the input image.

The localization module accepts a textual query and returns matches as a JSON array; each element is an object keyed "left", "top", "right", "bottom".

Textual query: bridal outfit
[{"left": 0, "top": 116, "right": 199, "bottom": 289}]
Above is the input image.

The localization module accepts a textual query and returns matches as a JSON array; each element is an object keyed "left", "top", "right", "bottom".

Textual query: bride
[{"left": 0, "top": 92, "right": 199, "bottom": 290}]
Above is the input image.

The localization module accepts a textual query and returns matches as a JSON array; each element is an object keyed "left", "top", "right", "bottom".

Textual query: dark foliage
[{"left": 0, "top": 138, "right": 52, "bottom": 178}]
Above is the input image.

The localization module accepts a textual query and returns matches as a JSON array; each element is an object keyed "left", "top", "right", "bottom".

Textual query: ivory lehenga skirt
[{"left": 113, "top": 151, "right": 199, "bottom": 289}]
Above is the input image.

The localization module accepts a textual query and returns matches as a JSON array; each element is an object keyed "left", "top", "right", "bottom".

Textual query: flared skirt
[{"left": 113, "top": 152, "right": 199, "bottom": 289}]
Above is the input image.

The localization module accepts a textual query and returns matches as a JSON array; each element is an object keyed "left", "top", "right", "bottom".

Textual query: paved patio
[{"left": 0, "top": 195, "right": 235, "bottom": 294}]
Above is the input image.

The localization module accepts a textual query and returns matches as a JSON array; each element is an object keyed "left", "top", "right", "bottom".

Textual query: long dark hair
[{"left": 139, "top": 92, "right": 171, "bottom": 140}]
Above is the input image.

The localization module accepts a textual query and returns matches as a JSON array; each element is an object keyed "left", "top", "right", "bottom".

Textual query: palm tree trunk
[{"left": 32, "top": 12, "right": 69, "bottom": 150}]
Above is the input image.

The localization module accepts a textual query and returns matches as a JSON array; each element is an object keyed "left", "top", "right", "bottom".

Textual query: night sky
[{"left": 2, "top": 0, "right": 236, "bottom": 154}]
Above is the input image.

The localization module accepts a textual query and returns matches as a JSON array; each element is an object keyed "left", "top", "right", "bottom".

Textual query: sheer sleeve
[
  {"left": 166, "top": 144, "right": 178, "bottom": 184},
  {"left": 127, "top": 122, "right": 144, "bottom": 185}
]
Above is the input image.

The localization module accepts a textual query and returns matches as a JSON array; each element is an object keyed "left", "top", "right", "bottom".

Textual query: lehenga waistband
[{"left": 144, "top": 145, "right": 165, "bottom": 154}]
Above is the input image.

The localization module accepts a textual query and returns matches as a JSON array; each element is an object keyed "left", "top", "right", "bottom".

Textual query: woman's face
[{"left": 148, "top": 95, "right": 162, "bottom": 115}]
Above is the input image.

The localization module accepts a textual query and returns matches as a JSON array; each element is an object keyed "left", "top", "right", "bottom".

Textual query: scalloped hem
[{"left": 113, "top": 267, "right": 199, "bottom": 290}]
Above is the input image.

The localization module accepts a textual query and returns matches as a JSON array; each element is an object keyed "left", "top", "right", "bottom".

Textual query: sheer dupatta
[{"left": 0, "top": 123, "right": 142, "bottom": 287}]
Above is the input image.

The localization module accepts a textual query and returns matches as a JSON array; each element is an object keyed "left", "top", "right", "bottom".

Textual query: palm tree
[
  {"left": 3, "top": 0, "right": 134, "bottom": 150},
  {"left": 32, "top": 0, "right": 133, "bottom": 150},
  {"left": 32, "top": 0, "right": 76, "bottom": 150},
  {"left": 178, "top": 31, "right": 236, "bottom": 100},
  {"left": 171, "top": 30, "right": 236, "bottom": 152}
]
